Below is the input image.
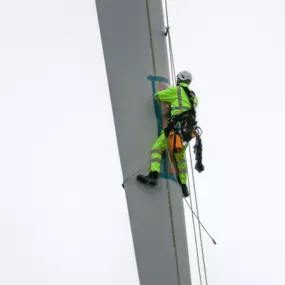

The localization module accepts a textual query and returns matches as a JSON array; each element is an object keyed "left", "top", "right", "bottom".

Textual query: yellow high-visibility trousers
[{"left": 150, "top": 131, "right": 188, "bottom": 184}]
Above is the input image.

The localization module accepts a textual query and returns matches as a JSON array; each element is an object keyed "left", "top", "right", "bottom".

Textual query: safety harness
[{"left": 164, "top": 87, "right": 205, "bottom": 172}]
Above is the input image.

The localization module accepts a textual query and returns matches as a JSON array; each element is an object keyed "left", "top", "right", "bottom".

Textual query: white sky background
[
  {"left": 168, "top": 0, "right": 285, "bottom": 284},
  {"left": 0, "top": 0, "right": 284, "bottom": 285},
  {"left": 0, "top": 1, "right": 138, "bottom": 285}
]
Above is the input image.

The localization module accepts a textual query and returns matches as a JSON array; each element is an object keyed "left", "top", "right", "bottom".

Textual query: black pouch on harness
[
  {"left": 163, "top": 110, "right": 205, "bottom": 172},
  {"left": 180, "top": 111, "right": 197, "bottom": 142},
  {"left": 164, "top": 110, "right": 197, "bottom": 142},
  {"left": 180, "top": 87, "right": 198, "bottom": 142}
]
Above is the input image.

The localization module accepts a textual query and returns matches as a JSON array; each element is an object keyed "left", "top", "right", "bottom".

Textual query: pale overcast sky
[{"left": 1, "top": 0, "right": 285, "bottom": 285}]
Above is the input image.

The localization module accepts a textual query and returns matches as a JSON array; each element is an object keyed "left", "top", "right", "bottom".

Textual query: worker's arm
[
  {"left": 154, "top": 86, "right": 177, "bottom": 103},
  {"left": 189, "top": 90, "right": 198, "bottom": 109},
  {"left": 193, "top": 95, "right": 198, "bottom": 109}
]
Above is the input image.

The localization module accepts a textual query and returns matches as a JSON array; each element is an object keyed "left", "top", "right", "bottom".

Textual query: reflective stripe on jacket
[{"left": 154, "top": 82, "right": 198, "bottom": 116}]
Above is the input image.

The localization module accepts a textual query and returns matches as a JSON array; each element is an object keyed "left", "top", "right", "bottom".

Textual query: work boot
[
  {"left": 137, "top": 171, "right": 159, "bottom": 186},
  {"left": 176, "top": 176, "right": 189, "bottom": 197},
  {"left": 181, "top": 184, "right": 189, "bottom": 198}
]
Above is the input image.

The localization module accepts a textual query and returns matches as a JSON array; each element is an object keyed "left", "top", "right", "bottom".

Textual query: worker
[{"left": 137, "top": 71, "right": 199, "bottom": 197}]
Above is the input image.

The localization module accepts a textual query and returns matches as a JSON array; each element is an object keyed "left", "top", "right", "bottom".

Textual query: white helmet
[{"left": 177, "top": 71, "right": 193, "bottom": 83}]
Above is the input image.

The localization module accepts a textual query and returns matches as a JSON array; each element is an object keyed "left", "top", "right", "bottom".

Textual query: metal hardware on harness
[{"left": 170, "top": 110, "right": 197, "bottom": 143}]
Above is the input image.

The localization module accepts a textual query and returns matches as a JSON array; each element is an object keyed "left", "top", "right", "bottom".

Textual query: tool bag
[{"left": 168, "top": 130, "right": 183, "bottom": 153}]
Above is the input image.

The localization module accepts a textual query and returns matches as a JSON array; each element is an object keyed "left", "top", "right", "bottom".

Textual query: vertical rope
[
  {"left": 146, "top": 1, "right": 181, "bottom": 284},
  {"left": 185, "top": 151, "right": 204, "bottom": 285},
  {"left": 146, "top": 0, "right": 157, "bottom": 76},
  {"left": 162, "top": 1, "right": 211, "bottom": 285},
  {"left": 167, "top": 179, "right": 181, "bottom": 285},
  {"left": 164, "top": 0, "right": 176, "bottom": 84},
  {"left": 188, "top": 145, "right": 209, "bottom": 285}
]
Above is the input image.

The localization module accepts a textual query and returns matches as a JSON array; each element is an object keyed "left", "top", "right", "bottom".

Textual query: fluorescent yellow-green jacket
[{"left": 154, "top": 82, "right": 198, "bottom": 116}]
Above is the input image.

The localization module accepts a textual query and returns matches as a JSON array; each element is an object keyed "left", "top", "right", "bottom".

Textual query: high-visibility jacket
[{"left": 154, "top": 82, "right": 198, "bottom": 116}]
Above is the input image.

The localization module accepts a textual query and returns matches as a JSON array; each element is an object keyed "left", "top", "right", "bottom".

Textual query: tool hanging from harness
[
  {"left": 193, "top": 126, "right": 204, "bottom": 173},
  {"left": 164, "top": 87, "right": 205, "bottom": 172}
]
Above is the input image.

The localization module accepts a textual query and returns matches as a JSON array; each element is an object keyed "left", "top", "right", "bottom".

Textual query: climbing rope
[
  {"left": 121, "top": 2, "right": 215, "bottom": 285},
  {"left": 146, "top": 1, "right": 181, "bottom": 283},
  {"left": 185, "top": 158, "right": 204, "bottom": 285},
  {"left": 162, "top": 1, "right": 211, "bottom": 285},
  {"left": 122, "top": 164, "right": 216, "bottom": 245},
  {"left": 146, "top": 0, "right": 157, "bottom": 76},
  {"left": 122, "top": 159, "right": 150, "bottom": 189},
  {"left": 163, "top": 0, "right": 176, "bottom": 84},
  {"left": 121, "top": 0, "right": 216, "bottom": 245},
  {"left": 163, "top": 3, "right": 202, "bottom": 282},
  {"left": 188, "top": 145, "right": 209, "bottom": 285}
]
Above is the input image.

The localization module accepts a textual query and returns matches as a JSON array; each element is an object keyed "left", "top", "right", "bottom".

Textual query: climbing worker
[{"left": 137, "top": 70, "right": 204, "bottom": 198}]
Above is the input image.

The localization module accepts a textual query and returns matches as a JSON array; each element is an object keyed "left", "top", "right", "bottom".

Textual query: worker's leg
[
  {"left": 150, "top": 131, "right": 167, "bottom": 173},
  {"left": 175, "top": 144, "right": 188, "bottom": 184},
  {"left": 175, "top": 144, "right": 189, "bottom": 197},
  {"left": 137, "top": 131, "right": 167, "bottom": 185}
]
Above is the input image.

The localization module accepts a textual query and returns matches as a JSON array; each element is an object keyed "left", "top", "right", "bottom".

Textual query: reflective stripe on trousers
[
  {"left": 149, "top": 131, "right": 188, "bottom": 184},
  {"left": 175, "top": 147, "right": 188, "bottom": 184},
  {"left": 150, "top": 132, "right": 167, "bottom": 173}
]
